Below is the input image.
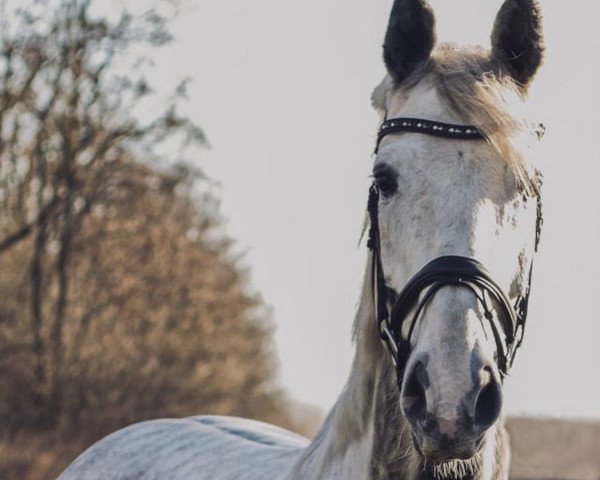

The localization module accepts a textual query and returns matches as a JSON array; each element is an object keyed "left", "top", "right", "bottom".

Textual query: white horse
[{"left": 59, "top": 0, "right": 545, "bottom": 479}]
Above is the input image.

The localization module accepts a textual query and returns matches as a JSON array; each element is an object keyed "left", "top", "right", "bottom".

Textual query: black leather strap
[
  {"left": 376, "top": 117, "right": 484, "bottom": 153},
  {"left": 389, "top": 255, "right": 518, "bottom": 375}
]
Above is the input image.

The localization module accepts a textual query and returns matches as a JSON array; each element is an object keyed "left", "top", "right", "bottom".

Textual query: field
[
  {"left": 1, "top": 415, "right": 597, "bottom": 480},
  {"left": 507, "top": 417, "right": 600, "bottom": 480}
]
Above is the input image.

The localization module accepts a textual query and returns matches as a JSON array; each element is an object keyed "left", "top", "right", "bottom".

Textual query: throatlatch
[{"left": 368, "top": 117, "right": 543, "bottom": 383}]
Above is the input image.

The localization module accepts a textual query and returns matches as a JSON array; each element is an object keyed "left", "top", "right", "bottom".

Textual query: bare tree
[{"left": 0, "top": 0, "right": 289, "bottom": 452}]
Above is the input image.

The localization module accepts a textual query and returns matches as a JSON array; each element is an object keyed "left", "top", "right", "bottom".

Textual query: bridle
[{"left": 368, "top": 117, "right": 543, "bottom": 385}]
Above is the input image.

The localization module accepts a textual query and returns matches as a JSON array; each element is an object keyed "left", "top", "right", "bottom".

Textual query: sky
[{"left": 128, "top": 0, "right": 599, "bottom": 418}]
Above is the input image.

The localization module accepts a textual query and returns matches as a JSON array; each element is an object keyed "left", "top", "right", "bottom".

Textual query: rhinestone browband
[{"left": 375, "top": 117, "right": 484, "bottom": 153}]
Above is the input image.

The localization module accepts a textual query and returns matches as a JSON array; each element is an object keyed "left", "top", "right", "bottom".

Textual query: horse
[{"left": 59, "top": 0, "right": 545, "bottom": 478}]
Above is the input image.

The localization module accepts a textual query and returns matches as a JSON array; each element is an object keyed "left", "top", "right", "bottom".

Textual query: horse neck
[
  {"left": 287, "top": 260, "right": 415, "bottom": 479},
  {"left": 287, "top": 258, "right": 510, "bottom": 480}
]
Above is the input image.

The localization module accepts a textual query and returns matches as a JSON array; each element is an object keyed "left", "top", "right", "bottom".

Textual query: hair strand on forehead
[{"left": 427, "top": 45, "right": 543, "bottom": 196}]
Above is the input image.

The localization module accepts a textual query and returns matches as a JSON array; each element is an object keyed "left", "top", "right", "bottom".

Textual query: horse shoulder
[{"left": 59, "top": 415, "right": 308, "bottom": 480}]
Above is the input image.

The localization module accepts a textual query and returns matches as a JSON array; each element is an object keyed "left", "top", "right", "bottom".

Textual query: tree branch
[{"left": 0, "top": 195, "right": 58, "bottom": 254}]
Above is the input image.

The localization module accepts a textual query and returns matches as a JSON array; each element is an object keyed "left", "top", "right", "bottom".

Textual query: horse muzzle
[
  {"left": 412, "top": 426, "right": 484, "bottom": 462},
  {"left": 400, "top": 354, "right": 503, "bottom": 463}
]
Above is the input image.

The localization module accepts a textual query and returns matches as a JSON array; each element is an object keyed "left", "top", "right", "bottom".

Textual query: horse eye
[{"left": 374, "top": 173, "right": 398, "bottom": 197}]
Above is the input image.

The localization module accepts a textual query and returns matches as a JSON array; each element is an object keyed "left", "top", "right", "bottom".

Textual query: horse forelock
[{"left": 373, "top": 43, "right": 544, "bottom": 196}]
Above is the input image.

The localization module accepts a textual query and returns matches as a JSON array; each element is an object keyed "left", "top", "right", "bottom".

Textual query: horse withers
[{"left": 59, "top": 1, "right": 545, "bottom": 479}]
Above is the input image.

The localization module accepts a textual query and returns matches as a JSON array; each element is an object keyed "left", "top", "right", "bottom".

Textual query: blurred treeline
[{"left": 0, "top": 1, "right": 298, "bottom": 478}]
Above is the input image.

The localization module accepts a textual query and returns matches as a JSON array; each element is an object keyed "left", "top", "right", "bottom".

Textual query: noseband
[{"left": 368, "top": 117, "right": 542, "bottom": 383}]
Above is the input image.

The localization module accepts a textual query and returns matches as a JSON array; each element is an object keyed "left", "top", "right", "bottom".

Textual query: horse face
[
  {"left": 373, "top": 89, "right": 536, "bottom": 461},
  {"left": 374, "top": 0, "right": 544, "bottom": 465}
]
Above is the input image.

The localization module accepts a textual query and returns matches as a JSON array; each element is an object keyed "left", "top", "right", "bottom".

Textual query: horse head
[{"left": 367, "top": 0, "right": 544, "bottom": 472}]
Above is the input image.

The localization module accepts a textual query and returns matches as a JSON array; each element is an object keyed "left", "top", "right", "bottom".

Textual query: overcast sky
[{"left": 126, "top": 0, "right": 599, "bottom": 418}]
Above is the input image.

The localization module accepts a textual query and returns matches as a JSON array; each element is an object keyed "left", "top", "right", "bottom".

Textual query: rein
[{"left": 368, "top": 117, "right": 542, "bottom": 383}]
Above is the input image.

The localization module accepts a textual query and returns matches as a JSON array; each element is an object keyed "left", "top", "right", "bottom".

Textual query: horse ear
[
  {"left": 491, "top": 0, "right": 544, "bottom": 89},
  {"left": 383, "top": 0, "right": 436, "bottom": 85}
]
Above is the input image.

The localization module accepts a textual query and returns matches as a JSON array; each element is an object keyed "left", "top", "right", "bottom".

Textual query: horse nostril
[
  {"left": 401, "top": 360, "right": 428, "bottom": 424},
  {"left": 474, "top": 368, "right": 502, "bottom": 430}
]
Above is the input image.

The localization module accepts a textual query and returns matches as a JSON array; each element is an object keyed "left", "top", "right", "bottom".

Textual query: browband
[{"left": 375, "top": 117, "right": 484, "bottom": 153}]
